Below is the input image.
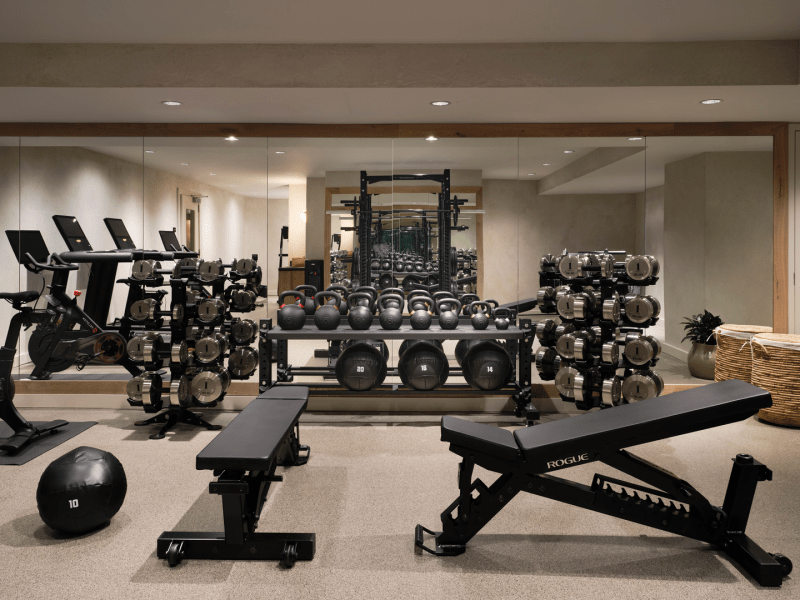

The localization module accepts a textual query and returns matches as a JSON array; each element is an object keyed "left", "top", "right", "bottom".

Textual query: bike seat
[{"left": 0, "top": 291, "right": 40, "bottom": 303}]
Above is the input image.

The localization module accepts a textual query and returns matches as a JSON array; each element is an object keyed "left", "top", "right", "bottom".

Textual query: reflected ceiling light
[
  {"left": 161, "top": 101, "right": 182, "bottom": 106},
  {"left": 563, "top": 150, "right": 574, "bottom": 154},
  {"left": 542, "top": 163, "right": 551, "bottom": 166},
  {"left": 210, "top": 173, "right": 216, "bottom": 175},
  {"left": 275, "top": 151, "right": 285, "bottom": 154},
  {"left": 430, "top": 101, "right": 450, "bottom": 106},
  {"left": 425, "top": 135, "right": 438, "bottom": 141},
  {"left": 527, "top": 173, "right": 536, "bottom": 176},
  {"left": 225, "top": 135, "right": 239, "bottom": 141},
  {"left": 145, "top": 150, "right": 156, "bottom": 153},
  {"left": 627, "top": 137, "right": 643, "bottom": 141},
  {"left": 181, "top": 162, "right": 189, "bottom": 166},
  {"left": 700, "top": 99, "right": 723, "bottom": 105}
]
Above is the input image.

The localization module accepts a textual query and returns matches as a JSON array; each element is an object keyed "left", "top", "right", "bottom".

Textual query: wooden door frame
[{"left": 1, "top": 121, "right": 788, "bottom": 331}]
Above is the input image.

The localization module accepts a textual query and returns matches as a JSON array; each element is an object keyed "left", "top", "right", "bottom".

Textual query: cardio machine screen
[
  {"left": 52, "top": 215, "right": 93, "bottom": 251},
  {"left": 159, "top": 230, "right": 182, "bottom": 252},
  {"left": 5, "top": 230, "right": 51, "bottom": 265},
  {"left": 104, "top": 218, "right": 136, "bottom": 250}
]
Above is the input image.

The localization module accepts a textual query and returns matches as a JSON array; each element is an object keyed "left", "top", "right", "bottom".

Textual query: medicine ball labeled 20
[
  {"left": 335, "top": 340, "right": 387, "bottom": 391},
  {"left": 36, "top": 446, "right": 127, "bottom": 534}
]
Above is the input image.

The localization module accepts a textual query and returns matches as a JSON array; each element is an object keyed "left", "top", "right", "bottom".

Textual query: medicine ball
[
  {"left": 461, "top": 340, "right": 513, "bottom": 391},
  {"left": 335, "top": 341, "right": 388, "bottom": 391},
  {"left": 398, "top": 340, "right": 449, "bottom": 391},
  {"left": 36, "top": 446, "right": 127, "bottom": 534},
  {"left": 398, "top": 338, "right": 443, "bottom": 358},
  {"left": 454, "top": 338, "right": 482, "bottom": 366}
]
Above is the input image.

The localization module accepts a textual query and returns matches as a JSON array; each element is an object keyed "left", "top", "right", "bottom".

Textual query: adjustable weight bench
[
  {"left": 157, "top": 386, "right": 312, "bottom": 568},
  {"left": 416, "top": 379, "right": 793, "bottom": 586}
]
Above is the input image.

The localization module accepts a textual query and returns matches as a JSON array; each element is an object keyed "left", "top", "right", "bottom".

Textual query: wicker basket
[
  {"left": 751, "top": 333, "right": 800, "bottom": 427},
  {"left": 714, "top": 325, "right": 773, "bottom": 384}
]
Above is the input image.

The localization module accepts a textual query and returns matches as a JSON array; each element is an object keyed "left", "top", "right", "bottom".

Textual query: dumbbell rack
[{"left": 258, "top": 317, "right": 540, "bottom": 423}]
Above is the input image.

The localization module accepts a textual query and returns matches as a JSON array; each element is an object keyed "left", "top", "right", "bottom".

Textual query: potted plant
[{"left": 681, "top": 310, "right": 723, "bottom": 380}]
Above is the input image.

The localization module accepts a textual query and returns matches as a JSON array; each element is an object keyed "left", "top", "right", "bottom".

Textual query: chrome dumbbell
[
  {"left": 194, "top": 333, "right": 229, "bottom": 363},
  {"left": 131, "top": 259, "right": 161, "bottom": 281},
  {"left": 233, "top": 257, "right": 258, "bottom": 277},
  {"left": 230, "top": 288, "right": 257, "bottom": 311},
  {"left": 130, "top": 298, "right": 162, "bottom": 322},
  {"left": 228, "top": 346, "right": 258, "bottom": 377},
  {"left": 127, "top": 333, "right": 163, "bottom": 363},
  {"left": 197, "top": 297, "right": 228, "bottom": 324},
  {"left": 598, "top": 254, "right": 616, "bottom": 279},
  {"left": 127, "top": 372, "right": 162, "bottom": 410},
  {"left": 556, "top": 292, "right": 576, "bottom": 320},
  {"left": 602, "top": 296, "right": 621, "bottom": 322},
  {"left": 554, "top": 364, "right": 579, "bottom": 400},
  {"left": 231, "top": 319, "right": 258, "bottom": 345},
  {"left": 601, "top": 376, "right": 623, "bottom": 406},
  {"left": 601, "top": 340, "right": 621, "bottom": 367},
  {"left": 557, "top": 254, "right": 584, "bottom": 280},
  {"left": 537, "top": 286, "right": 556, "bottom": 308},
  {"left": 573, "top": 291, "right": 596, "bottom": 319},
  {"left": 573, "top": 328, "right": 600, "bottom": 361},
  {"left": 535, "top": 319, "right": 558, "bottom": 344},
  {"left": 539, "top": 254, "right": 557, "bottom": 272},
  {"left": 573, "top": 372, "right": 594, "bottom": 404},
  {"left": 621, "top": 370, "right": 664, "bottom": 403},
  {"left": 623, "top": 294, "right": 661, "bottom": 324},
  {"left": 198, "top": 258, "right": 225, "bottom": 283},
  {"left": 169, "top": 375, "right": 190, "bottom": 408},
  {"left": 623, "top": 334, "right": 661, "bottom": 366},
  {"left": 191, "top": 368, "right": 232, "bottom": 403},
  {"left": 535, "top": 347, "right": 558, "bottom": 377},
  {"left": 554, "top": 322, "right": 576, "bottom": 341},
  {"left": 624, "top": 255, "right": 660, "bottom": 281}
]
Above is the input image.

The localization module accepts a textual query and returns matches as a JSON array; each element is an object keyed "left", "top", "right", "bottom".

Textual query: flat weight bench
[
  {"left": 157, "top": 386, "right": 312, "bottom": 568},
  {"left": 416, "top": 379, "right": 793, "bottom": 587}
]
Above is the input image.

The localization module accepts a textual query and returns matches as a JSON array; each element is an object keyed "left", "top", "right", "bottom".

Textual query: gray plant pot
[{"left": 688, "top": 342, "right": 717, "bottom": 380}]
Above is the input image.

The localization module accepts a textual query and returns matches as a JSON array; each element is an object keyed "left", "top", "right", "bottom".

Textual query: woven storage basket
[
  {"left": 714, "top": 325, "right": 773, "bottom": 384},
  {"left": 751, "top": 333, "right": 800, "bottom": 427}
]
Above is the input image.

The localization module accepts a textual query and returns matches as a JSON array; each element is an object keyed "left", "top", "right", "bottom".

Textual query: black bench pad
[
  {"left": 515, "top": 379, "right": 771, "bottom": 468},
  {"left": 441, "top": 416, "right": 519, "bottom": 461},
  {"left": 257, "top": 386, "right": 310, "bottom": 401},
  {"left": 196, "top": 388, "right": 309, "bottom": 472}
]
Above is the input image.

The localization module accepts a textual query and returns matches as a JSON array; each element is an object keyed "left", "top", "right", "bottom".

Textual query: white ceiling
[
  {"left": 18, "top": 135, "right": 772, "bottom": 197},
  {"left": 2, "top": 0, "right": 799, "bottom": 43},
  {"left": 1, "top": 86, "right": 799, "bottom": 125}
]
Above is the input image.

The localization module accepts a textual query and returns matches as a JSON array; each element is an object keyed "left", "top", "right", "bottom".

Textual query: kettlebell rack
[{"left": 258, "top": 317, "right": 539, "bottom": 423}]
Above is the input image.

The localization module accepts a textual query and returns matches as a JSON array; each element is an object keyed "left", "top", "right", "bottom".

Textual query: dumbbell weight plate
[
  {"left": 573, "top": 373, "right": 593, "bottom": 402},
  {"left": 539, "top": 254, "right": 556, "bottom": 272},
  {"left": 169, "top": 376, "right": 190, "bottom": 408},
  {"left": 601, "top": 377, "right": 622, "bottom": 407},
  {"left": 573, "top": 292, "right": 594, "bottom": 319},
  {"left": 231, "top": 319, "right": 258, "bottom": 344},
  {"left": 195, "top": 336, "right": 224, "bottom": 363},
  {"left": 186, "top": 289, "right": 204, "bottom": 305},
  {"left": 624, "top": 335, "right": 660, "bottom": 366},
  {"left": 625, "top": 255, "right": 657, "bottom": 281},
  {"left": 621, "top": 371, "right": 664, "bottom": 402},
  {"left": 537, "top": 286, "right": 556, "bottom": 305},
  {"left": 172, "top": 304, "right": 185, "bottom": 322},
  {"left": 191, "top": 370, "right": 227, "bottom": 403},
  {"left": 554, "top": 322, "right": 576, "bottom": 340},
  {"left": 171, "top": 342, "right": 190, "bottom": 366},
  {"left": 557, "top": 254, "right": 584, "bottom": 280},
  {"left": 624, "top": 295, "right": 657, "bottom": 324},
  {"left": 535, "top": 319, "right": 557, "bottom": 343},
  {"left": 228, "top": 346, "right": 258, "bottom": 377},
  {"left": 232, "top": 289, "right": 256, "bottom": 311},
  {"left": 598, "top": 255, "right": 616, "bottom": 278},
  {"left": 573, "top": 337, "right": 592, "bottom": 361},
  {"left": 234, "top": 257, "right": 257, "bottom": 276},
  {"left": 131, "top": 259, "right": 160, "bottom": 281},
  {"left": 130, "top": 298, "right": 159, "bottom": 321},
  {"left": 198, "top": 260, "right": 224, "bottom": 282},
  {"left": 535, "top": 347, "right": 558, "bottom": 376},
  {"left": 197, "top": 298, "right": 226, "bottom": 323},
  {"left": 126, "top": 372, "right": 162, "bottom": 407},
  {"left": 601, "top": 341, "right": 620, "bottom": 367},
  {"left": 127, "top": 333, "right": 161, "bottom": 363},
  {"left": 554, "top": 365, "right": 579, "bottom": 399},
  {"left": 556, "top": 294, "right": 576, "bottom": 320},
  {"left": 602, "top": 298, "right": 621, "bottom": 322}
]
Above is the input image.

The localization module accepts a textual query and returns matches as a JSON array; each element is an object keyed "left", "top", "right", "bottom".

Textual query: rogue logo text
[{"left": 546, "top": 453, "right": 590, "bottom": 469}]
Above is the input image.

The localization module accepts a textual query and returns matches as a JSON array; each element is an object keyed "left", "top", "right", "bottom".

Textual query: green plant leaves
[{"left": 681, "top": 310, "right": 723, "bottom": 345}]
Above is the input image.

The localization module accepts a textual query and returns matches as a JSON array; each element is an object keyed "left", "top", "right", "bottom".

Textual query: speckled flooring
[{"left": 0, "top": 407, "right": 797, "bottom": 599}]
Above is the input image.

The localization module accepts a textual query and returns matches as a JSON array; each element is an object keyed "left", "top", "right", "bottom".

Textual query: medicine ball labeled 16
[{"left": 36, "top": 446, "right": 127, "bottom": 534}]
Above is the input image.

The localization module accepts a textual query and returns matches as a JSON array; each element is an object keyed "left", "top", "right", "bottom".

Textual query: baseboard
[{"left": 661, "top": 341, "right": 689, "bottom": 361}]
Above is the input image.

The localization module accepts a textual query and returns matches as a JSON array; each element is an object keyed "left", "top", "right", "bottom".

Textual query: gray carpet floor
[{"left": 0, "top": 407, "right": 797, "bottom": 599}]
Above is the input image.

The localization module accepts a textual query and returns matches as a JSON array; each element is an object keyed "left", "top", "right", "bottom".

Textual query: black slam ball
[{"left": 36, "top": 446, "right": 127, "bottom": 534}]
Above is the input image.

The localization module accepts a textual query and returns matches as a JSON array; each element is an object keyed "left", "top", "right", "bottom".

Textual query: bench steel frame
[
  {"left": 157, "top": 412, "right": 312, "bottom": 568},
  {"left": 417, "top": 440, "right": 790, "bottom": 587}
]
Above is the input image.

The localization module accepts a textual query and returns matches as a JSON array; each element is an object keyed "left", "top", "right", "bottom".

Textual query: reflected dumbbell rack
[{"left": 535, "top": 250, "right": 663, "bottom": 409}]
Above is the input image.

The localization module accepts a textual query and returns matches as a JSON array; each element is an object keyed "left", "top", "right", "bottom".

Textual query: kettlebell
[
  {"left": 380, "top": 288, "right": 405, "bottom": 309},
  {"left": 381, "top": 259, "right": 391, "bottom": 271},
  {"left": 432, "top": 291, "right": 455, "bottom": 306},
  {"left": 327, "top": 285, "right": 350, "bottom": 315},
  {"left": 354, "top": 286, "right": 378, "bottom": 308},
  {"left": 347, "top": 292, "right": 375, "bottom": 330},
  {"left": 436, "top": 298, "right": 462, "bottom": 330},
  {"left": 314, "top": 291, "right": 342, "bottom": 330},
  {"left": 409, "top": 295, "right": 434, "bottom": 330},
  {"left": 377, "top": 294, "right": 404, "bottom": 330},
  {"left": 295, "top": 285, "right": 318, "bottom": 316},
  {"left": 494, "top": 307, "right": 511, "bottom": 330},
  {"left": 460, "top": 293, "right": 480, "bottom": 316},
  {"left": 277, "top": 291, "right": 307, "bottom": 330},
  {"left": 469, "top": 301, "right": 493, "bottom": 330}
]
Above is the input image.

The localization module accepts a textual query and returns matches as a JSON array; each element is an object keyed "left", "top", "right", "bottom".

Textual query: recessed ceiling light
[
  {"left": 430, "top": 101, "right": 450, "bottom": 106},
  {"left": 145, "top": 150, "right": 156, "bottom": 154},
  {"left": 181, "top": 162, "right": 189, "bottom": 166},
  {"left": 542, "top": 163, "right": 551, "bottom": 166},
  {"left": 425, "top": 136, "right": 438, "bottom": 141},
  {"left": 224, "top": 135, "right": 239, "bottom": 141},
  {"left": 275, "top": 151, "right": 285, "bottom": 154},
  {"left": 564, "top": 150, "right": 574, "bottom": 154},
  {"left": 210, "top": 173, "right": 216, "bottom": 176},
  {"left": 627, "top": 137, "right": 643, "bottom": 141},
  {"left": 527, "top": 173, "right": 536, "bottom": 176},
  {"left": 161, "top": 101, "right": 182, "bottom": 106},
  {"left": 700, "top": 99, "right": 722, "bottom": 105}
]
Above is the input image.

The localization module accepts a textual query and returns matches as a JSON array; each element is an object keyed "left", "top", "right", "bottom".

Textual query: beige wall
[
  {"left": 0, "top": 145, "right": 20, "bottom": 360},
  {"left": 287, "top": 183, "right": 307, "bottom": 261},
  {"left": 267, "top": 198, "right": 288, "bottom": 293},
  {"left": 643, "top": 185, "right": 665, "bottom": 312},
  {"left": 305, "top": 177, "right": 326, "bottom": 261},
  {"left": 663, "top": 152, "right": 772, "bottom": 355}
]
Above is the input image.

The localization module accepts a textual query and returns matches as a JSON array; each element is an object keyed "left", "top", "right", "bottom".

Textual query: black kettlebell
[
  {"left": 370, "top": 258, "right": 381, "bottom": 270},
  {"left": 404, "top": 261, "right": 414, "bottom": 272},
  {"left": 469, "top": 301, "right": 493, "bottom": 330},
  {"left": 494, "top": 307, "right": 511, "bottom": 330},
  {"left": 295, "top": 285, "right": 318, "bottom": 316},
  {"left": 432, "top": 291, "right": 454, "bottom": 305},
  {"left": 381, "top": 259, "right": 391, "bottom": 271},
  {"left": 414, "top": 262, "right": 425, "bottom": 272},
  {"left": 327, "top": 285, "right": 350, "bottom": 315},
  {"left": 314, "top": 291, "right": 342, "bottom": 330},
  {"left": 395, "top": 260, "right": 404, "bottom": 271},
  {"left": 277, "top": 291, "right": 307, "bottom": 330},
  {"left": 354, "top": 286, "right": 378, "bottom": 308},
  {"left": 380, "top": 288, "right": 405, "bottom": 309},
  {"left": 377, "top": 294, "right": 404, "bottom": 330},
  {"left": 460, "top": 293, "right": 480, "bottom": 315},
  {"left": 347, "top": 292, "right": 375, "bottom": 330},
  {"left": 409, "top": 295, "right": 434, "bottom": 330},
  {"left": 436, "top": 298, "right": 462, "bottom": 330}
]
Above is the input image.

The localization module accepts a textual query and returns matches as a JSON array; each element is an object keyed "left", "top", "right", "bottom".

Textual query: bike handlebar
[{"left": 25, "top": 252, "right": 79, "bottom": 273}]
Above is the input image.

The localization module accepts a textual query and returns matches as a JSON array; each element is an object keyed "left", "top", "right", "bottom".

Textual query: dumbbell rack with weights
[
  {"left": 535, "top": 250, "right": 663, "bottom": 409},
  {"left": 258, "top": 315, "right": 540, "bottom": 423}
]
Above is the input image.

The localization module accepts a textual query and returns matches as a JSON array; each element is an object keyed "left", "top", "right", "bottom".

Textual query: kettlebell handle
[
  {"left": 407, "top": 290, "right": 428, "bottom": 303},
  {"left": 377, "top": 294, "right": 404, "bottom": 313},
  {"left": 484, "top": 298, "right": 499, "bottom": 309},
  {"left": 278, "top": 290, "right": 305, "bottom": 307},
  {"left": 295, "top": 284, "right": 318, "bottom": 298},
  {"left": 355, "top": 285, "right": 378, "bottom": 300},
  {"left": 493, "top": 307, "right": 511, "bottom": 318},
  {"left": 314, "top": 291, "right": 341, "bottom": 310},
  {"left": 468, "top": 301, "right": 493, "bottom": 317},
  {"left": 432, "top": 291, "right": 455, "bottom": 302},
  {"left": 327, "top": 284, "right": 349, "bottom": 298},
  {"left": 347, "top": 291, "right": 375, "bottom": 311},
  {"left": 380, "top": 287, "right": 404, "bottom": 297},
  {"left": 408, "top": 296, "right": 434, "bottom": 314},
  {"left": 436, "top": 298, "right": 462, "bottom": 315}
]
